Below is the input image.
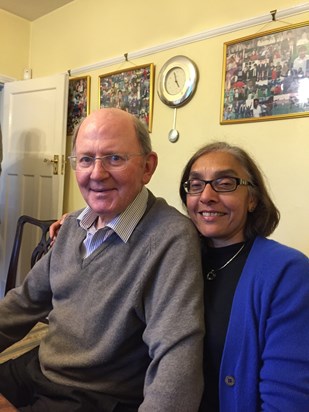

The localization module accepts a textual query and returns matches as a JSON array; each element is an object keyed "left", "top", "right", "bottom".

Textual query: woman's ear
[{"left": 248, "top": 195, "right": 257, "bottom": 213}]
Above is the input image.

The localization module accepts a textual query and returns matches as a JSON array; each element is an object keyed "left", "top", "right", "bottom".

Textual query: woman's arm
[{"left": 49, "top": 213, "right": 68, "bottom": 242}]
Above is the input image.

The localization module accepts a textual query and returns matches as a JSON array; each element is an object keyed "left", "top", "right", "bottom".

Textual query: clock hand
[{"left": 174, "top": 72, "right": 180, "bottom": 87}]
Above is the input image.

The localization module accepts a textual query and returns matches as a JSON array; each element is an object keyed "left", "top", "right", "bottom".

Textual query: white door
[{"left": 0, "top": 73, "right": 68, "bottom": 296}]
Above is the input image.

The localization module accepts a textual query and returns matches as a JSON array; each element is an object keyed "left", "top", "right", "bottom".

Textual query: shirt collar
[{"left": 77, "top": 186, "right": 148, "bottom": 243}]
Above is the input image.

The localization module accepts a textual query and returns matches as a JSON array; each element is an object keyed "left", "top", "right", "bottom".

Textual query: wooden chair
[
  {"left": 5, "top": 215, "right": 56, "bottom": 295},
  {"left": 0, "top": 216, "right": 55, "bottom": 363}
]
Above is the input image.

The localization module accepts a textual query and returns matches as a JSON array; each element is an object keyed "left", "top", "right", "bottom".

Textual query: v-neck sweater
[{"left": 0, "top": 191, "right": 205, "bottom": 412}]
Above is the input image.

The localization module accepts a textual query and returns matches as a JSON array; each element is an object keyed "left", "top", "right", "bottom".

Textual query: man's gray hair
[{"left": 132, "top": 116, "right": 152, "bottom": 155}]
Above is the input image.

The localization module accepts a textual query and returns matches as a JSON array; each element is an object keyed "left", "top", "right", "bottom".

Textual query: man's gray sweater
[{"left": 0, "top": 192, "right": 204, "bottom": 411}]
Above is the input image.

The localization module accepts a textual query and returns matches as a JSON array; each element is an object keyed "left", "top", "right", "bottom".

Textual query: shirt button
[{"left": 224, "top": 375, "right": 236, "bottom": 386}]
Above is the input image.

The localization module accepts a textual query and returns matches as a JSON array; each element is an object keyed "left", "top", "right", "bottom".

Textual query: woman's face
[{"left": 186, "top": 151, "right": 256, "bottom": 247}]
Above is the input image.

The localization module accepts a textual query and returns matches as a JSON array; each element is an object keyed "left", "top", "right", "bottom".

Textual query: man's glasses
[
  {"left": 183, "top": 177, "right": 252, "bottom": 194},
  {"left": 68, "top": 153, "right": 144, "bottom": 172}
]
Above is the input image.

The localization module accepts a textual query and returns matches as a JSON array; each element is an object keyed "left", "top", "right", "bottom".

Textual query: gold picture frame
[
  {"left": 99, "top": 63, "right": 155, "bottom": 132},
  {"left": 221, "top": 21, "right": 309, "bottom": 124},
  {"left": 67, "top": 75, "right": 90, "bottom": 135}
]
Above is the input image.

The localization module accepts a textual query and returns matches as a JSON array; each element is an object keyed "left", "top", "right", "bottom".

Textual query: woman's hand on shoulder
[{"left": 49, "top": 213, "right": 68, "bottom": 244}]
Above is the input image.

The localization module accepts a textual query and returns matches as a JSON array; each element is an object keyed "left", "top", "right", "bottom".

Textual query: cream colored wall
[
  {"left": 29, "top": 0, "right": 309, "bottom": 255},
  {"left": 0, "top": 10, "right": 30, "bottom": 79}
]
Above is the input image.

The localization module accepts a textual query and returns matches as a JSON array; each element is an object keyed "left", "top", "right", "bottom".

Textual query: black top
[{"left": 199, "top": 238, "right": 254, "bottom": 412}]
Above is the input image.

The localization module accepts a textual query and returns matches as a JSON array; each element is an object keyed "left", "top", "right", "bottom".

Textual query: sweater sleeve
[
  {"left": 0, "top": 251, "right": 53, "bottom": 351},
  {"left": 139, "top": 216, "right": 204, "bottom": 412}
]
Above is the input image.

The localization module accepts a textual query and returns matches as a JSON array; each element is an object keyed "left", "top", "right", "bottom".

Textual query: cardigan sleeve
[
  {"left": 259, "top": 248, "right": 309, "bottom": 411},
  {"left": 220, "top": 237, "right": 309, "bottom": 412}
]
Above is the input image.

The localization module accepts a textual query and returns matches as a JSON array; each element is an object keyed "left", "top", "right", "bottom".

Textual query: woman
[
  {"left": 50, "top": 141, "right": 309, "bottom": 411},
  {"left": 179, "top": 141, "right": 309, "bottom": 411}
]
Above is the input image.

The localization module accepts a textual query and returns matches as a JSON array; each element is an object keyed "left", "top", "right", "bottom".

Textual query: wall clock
[{"left": 157, "top": 55, "right": 198, "bottom": 108}]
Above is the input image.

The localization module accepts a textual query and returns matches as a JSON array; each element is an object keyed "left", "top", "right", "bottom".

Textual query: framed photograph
[
  {"left": 99, "top": 63, "right": 155, "bottom": 131},
  {"left": 221, "top": 21, "right": 309, "bottom": 124},
  {"left": 67, "top": 76, "right": 90, "bottom": 135}
]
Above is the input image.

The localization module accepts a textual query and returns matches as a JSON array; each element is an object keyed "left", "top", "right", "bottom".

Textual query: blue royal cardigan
[{"left": 219, "top": 236, "right": 309, "bottom": 412}]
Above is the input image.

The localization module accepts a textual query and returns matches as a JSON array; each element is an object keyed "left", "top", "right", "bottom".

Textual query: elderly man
[{"left": 0, "top": 108, "right": 204, "bottom": 412}]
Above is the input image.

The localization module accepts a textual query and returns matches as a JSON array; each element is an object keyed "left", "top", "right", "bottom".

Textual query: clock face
[
  {"left": 165, "top": 67, "right": 186, "bottom": 95},
  {"left": 157, "top": 56, "right": 198, "bottom": 107}
]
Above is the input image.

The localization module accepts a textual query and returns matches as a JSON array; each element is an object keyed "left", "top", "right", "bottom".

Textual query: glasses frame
[
  {"left": 183, "top": 176, "right": 252, "bottom": 194},
  {"left": 68, "top": 153, "right": 144, "bottom": 172}
]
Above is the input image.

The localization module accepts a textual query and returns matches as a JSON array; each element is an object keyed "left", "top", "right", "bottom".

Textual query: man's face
[{"left": 75, "top": 109, "right": 157, "bottom": 226}]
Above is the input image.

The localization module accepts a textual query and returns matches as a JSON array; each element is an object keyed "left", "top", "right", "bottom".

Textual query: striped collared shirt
[{"left": 77, "top": 186, "right": 149, "bottom": 258}]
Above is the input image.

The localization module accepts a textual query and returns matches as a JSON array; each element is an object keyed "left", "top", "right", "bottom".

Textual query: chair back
[{"left": 5, "top": 215, "right": 56, "bottom": 295}]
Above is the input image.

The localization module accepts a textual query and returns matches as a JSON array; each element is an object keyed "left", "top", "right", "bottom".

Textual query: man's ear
[{"left": 142, "top": 152, "right": 158, "bottom": 184}]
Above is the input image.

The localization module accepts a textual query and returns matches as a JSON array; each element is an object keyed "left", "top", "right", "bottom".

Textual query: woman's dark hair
[{"left": 179, "top": 141, "right": 280, "bottom": 239}]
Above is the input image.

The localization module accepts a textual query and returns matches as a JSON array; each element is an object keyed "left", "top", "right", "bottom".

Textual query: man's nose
[{"left": 90, "top": 159, "right": 110, "bottom": 178}]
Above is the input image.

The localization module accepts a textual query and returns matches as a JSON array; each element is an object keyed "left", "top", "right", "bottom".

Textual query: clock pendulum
[
  {"left": 157, "top": 55, "right": 198, "bottom": 142},
  {"left": 168, "top": 108, "right": 179, "bottom": 143}
]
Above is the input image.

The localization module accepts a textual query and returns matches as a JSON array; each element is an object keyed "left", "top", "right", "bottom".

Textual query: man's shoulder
[
  {"left": 141, "top": 194, "right": 198, "bottom": 240},
  {"left": 147, "top": 194, "right": 190, "bottom": 223},
  {"left": 57, "top": 210, "right": 83, "bottom": 233}
]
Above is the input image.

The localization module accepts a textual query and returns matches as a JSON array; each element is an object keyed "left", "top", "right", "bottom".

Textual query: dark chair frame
[{"left": 5, "top": 215, "right": 56, "bottom": 295}]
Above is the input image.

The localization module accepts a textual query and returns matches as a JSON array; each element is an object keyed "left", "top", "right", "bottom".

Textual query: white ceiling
[{"left": 0, "top": 0, "right": 75, "bottom": 21}]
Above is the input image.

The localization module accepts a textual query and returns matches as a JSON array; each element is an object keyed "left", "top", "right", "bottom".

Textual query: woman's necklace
[{"left": 205, "top": 243, "right": 246, "bottom": 281}]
